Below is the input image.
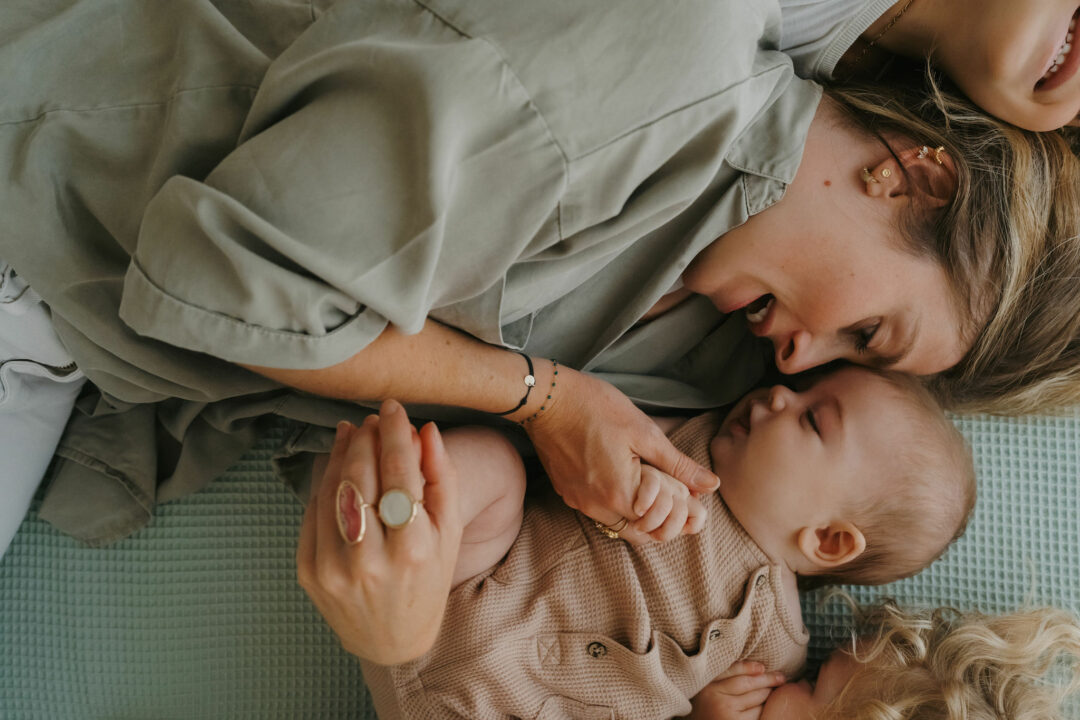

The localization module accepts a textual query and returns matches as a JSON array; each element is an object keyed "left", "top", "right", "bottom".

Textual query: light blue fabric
[{"left": 0, "top": 263, "right": 84, "bottom": 558}]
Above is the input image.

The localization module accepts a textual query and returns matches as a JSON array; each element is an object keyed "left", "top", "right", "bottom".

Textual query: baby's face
[
  {"left": 711, "top": 367, "right": 908, "bottom": 546},
  {"left": 759, "top": 648, "right": 860, "bottom": 720}
]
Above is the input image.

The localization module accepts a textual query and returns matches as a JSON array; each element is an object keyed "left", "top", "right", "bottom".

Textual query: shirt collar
[{"left": 725, "top": 72, "right": 822, "bottom": 215}]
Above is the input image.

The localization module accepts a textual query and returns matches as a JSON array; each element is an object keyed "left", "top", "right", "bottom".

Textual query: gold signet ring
[
  {"left": 378, "top": 488, "right": 422, "bottom": 529},
  {"left": 336, "top": 481, "right": 370, "bottom": 545}
]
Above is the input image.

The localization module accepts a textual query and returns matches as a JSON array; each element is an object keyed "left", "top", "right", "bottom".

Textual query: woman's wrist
[
  {"left": 491, "top": 351, "right": 539, "bottom": 417},
  {"left": 505, "top": 356, "right": 560, "bottom": 424}
]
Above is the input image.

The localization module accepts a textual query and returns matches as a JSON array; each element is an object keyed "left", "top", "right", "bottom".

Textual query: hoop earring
[
  {"left": 860, "top": 167, "right": 880, "bottom": 185},
  {"left": 933, "top": 146, "right": 946, "bottom": 165}
]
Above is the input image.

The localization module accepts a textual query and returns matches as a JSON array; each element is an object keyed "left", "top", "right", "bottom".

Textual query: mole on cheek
[{"left": 823, "top": 180, "right": 832, "bottom": 187}]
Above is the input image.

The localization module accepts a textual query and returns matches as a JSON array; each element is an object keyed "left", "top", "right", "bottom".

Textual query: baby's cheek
[{"left": 761, "top": 680, "right": 813, "bottom": 720}]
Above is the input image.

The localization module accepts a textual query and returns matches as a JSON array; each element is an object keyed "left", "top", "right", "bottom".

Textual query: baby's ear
[{"left": 796, "top": 522, "right": 866, "bottom": 569}]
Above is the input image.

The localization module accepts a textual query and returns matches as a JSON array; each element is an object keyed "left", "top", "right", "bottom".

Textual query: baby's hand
[
  {"left": 686, "top": 662, "right": 786, "bottom": 720},
  {"left": 630, "top": 465, "right": 708, "bottom": 542}
]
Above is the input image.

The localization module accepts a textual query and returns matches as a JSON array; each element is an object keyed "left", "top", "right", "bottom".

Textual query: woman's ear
[
  {"left": 862, "top": 143, "right": 958, "bottom": 209},
  {"left": 796, "top": 522, "right": 867, "bottom": 569}
]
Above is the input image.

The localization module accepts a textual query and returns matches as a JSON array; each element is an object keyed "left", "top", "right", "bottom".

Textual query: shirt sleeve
[{"left": 120, "top": 0, "right": 566, "bottom": 370}]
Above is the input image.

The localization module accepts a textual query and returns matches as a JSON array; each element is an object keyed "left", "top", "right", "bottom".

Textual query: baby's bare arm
[{"left": 439, "top": 426, "right": 527, "bottom": 586}]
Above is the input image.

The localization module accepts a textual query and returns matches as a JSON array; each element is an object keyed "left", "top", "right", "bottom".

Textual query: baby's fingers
[
  {"left": 649, "top": 491, "right": 688, "bottom": 542},
  {"left": 682, "top": 495, "right": 708, "bottom": 535},
  {"left": 633, "top": 486, "right": 673, "bottom": 533},
  {"left": 710, "top": 666, "right": 787, "bottom": 696}
]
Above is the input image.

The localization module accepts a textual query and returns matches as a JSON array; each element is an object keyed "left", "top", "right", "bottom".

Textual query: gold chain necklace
[{"left": 849, "top": 0, "right": 917, "bottom": 68}]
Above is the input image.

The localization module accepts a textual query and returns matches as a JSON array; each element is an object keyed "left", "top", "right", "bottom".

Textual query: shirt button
[
  {"left": 755, "top": 574, "right": 767, "bottom": 588},
  {"left": 708, "top": 629, "right": 722, "bottom": 641},
  {"left": 586, "top": 641, "right": 608, "bottom": 658}
]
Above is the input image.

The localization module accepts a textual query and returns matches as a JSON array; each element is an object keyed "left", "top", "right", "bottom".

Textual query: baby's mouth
[
  {"left": 1038, "top": 11, "right": 1079, "bottom": 88},
  {"left": 744, "top": 294, "right": 774, "bottom": 324}
]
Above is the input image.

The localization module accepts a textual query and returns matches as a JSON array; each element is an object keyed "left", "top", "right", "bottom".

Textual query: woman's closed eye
[
  {"left": 804, "top": 408, "right": 820, "bottom": 436},
  {"left": 852, "top": 321, "right": 881, "bottom": 354}
]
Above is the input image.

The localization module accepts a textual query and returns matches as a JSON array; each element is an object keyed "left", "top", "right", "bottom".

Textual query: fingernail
[
  {"left": 774, "top": 673, "right": 787, "bottom": 683},
  {"left": 383, "top": 399, "right": 400, "bottom": 416},
  {"left": 336, "top": 421, "right": 349, "bottom": 439},
  {"left": 423, "top": 421, "right": 446, "bottom": 455}
]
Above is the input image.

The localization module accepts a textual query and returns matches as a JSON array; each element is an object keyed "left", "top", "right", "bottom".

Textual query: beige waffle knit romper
[{"left": 362, "top": 413, "right": 809, "bottom": 719}]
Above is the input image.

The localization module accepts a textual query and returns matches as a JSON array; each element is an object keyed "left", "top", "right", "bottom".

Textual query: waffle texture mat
[{"left": 2, "top": 413, "right": 1079, "bottom": 718}]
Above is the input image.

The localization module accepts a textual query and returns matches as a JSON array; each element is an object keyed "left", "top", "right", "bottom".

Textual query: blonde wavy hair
[
  {"left": 818, "top": 600, "right": 1080, "bottom": 720},
  {"left": 829, "top": 75, "right": 1080, "bottom": 415}
]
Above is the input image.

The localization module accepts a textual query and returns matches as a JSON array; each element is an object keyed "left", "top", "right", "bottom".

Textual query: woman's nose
[{"left": 773, "top": 329, "right": 819, "bottom": 375}]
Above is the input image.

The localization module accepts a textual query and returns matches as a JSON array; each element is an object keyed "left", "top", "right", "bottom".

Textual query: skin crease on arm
[{"left": 244, "top": 318, "right": 720, "bottom": 532}]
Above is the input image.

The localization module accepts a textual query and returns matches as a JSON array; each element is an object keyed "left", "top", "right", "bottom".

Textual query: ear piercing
[
  {"left": 861, "top": 167, "right": 892, "bottom": 185},
  {"left": 917, "top": 145, "right": 947, "bottom": 165},
  {"left": 865, "top": 143, "right": 947, "bottom": 188}
]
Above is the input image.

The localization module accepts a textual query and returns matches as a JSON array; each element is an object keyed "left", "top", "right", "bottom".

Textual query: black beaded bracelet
[{"left": 493, "top": 351, "right": 536, "bottom": 416}]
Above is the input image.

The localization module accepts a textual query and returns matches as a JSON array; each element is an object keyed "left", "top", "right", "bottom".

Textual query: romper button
[
  {"left": 586, "top": 641, "right": 608, "bottom": 658},
  {"left": 755, "top": 574, "right": 767, "bottom": 588},
  {"left": 708, "top": 629, "right": 722, "bottom": 641}
]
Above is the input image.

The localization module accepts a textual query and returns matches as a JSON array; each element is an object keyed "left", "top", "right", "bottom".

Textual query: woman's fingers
[
  {"left": 376, "top": 399, "right": 426, "bottom": 518},
  {"left": 418, "top": 421, "right": 461, "bottom": 537},
  {"left": 296, "top": 487, "right": 319, "bottom": 590},
  {"left": 642, "top": 427, "right": 720, "bottom": 495},
  {"left": 314, "top": 422, "right": 359, "bottom": 558}
]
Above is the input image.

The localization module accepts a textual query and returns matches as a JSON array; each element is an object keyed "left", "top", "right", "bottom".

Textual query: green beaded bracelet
[{"left": 520, "top": 360, "right": 558, "bottom": 424}]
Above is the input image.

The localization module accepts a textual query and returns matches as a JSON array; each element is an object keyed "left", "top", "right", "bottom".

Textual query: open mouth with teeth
[
  {"left": 744, "top": 294, "right": 775, "bottom": 324},
  {"left": 1037, "top": 9, "right": 1080, "bottom": 90}
]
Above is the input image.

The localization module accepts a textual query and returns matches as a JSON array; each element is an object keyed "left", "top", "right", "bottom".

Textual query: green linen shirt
[{"left": 0, "top": 0, "right": 820, "bottom": 543}]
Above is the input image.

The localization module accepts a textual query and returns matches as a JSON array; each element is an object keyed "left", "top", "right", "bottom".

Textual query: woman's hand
[
  {"left": 295, "top": 400, "right": 463, "bottom": 665},
  {"left": 522, "top": 366, "right": 719, "bottom": 543},
  {"left": 686, "top": 662, "right": 787, "bottom": 720}
]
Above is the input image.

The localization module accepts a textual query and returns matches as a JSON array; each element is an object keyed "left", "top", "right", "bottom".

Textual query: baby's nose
[{"left": 768, "top": 384, "right": 794, "bottom": 412}]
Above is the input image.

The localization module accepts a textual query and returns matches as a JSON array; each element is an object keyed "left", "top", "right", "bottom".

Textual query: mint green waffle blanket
[{"left": 2, "top": 413, "right": 1079, "bottom": 718}]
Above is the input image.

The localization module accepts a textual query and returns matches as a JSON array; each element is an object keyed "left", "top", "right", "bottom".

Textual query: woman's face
[
  {"left": 682, "top": 138, "right": 969, "bottom": 377},
  {"left": 934, "top": 0, "right": 1079, "bottom": 131}
]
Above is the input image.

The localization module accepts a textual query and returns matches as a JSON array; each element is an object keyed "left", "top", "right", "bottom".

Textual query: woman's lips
[
  {"left": 1038, "top": 9, "right": 1080, "bottom": 92},
  {"left": 745, "top": 295, "right": 775, "bottom": 336}
]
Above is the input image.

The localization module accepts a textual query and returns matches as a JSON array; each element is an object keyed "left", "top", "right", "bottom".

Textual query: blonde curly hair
[{"left": 818, "top": 600, "right": 1080, "bottom": 720}]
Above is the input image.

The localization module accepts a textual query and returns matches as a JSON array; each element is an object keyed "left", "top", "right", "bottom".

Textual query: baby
[{"left": 323, "top": 365, "right": 976, "bottom": 719}]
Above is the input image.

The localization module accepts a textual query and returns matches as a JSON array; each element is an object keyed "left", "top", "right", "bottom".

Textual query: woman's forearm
[
  {"left": 249, "top": 318, "right": 717, "bottom": 533},
  {"left": 243, "top": 319, "right": 552, "bottom": 421}
]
